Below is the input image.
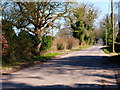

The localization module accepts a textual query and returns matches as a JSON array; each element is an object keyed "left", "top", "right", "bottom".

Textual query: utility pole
[
  {"left": 111, "top": 0, "right": 115, "bottom": 52},
  {"left": 105, "top": 29, "right": 107, "bottom": 46}
]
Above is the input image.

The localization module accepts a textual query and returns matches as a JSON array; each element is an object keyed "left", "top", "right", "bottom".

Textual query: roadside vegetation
[
  {"left": 1, "top": 52, "right": 62, "bottom": 70},
  {"left": 100, "top": 14, "right": 120, "bottom": 53},
  {"left": 99, "top": 14, "right": 120, "bottom": 65},
  {"left": 1, "top": 1, "right": 120, "bottom": 70},
  {"left": 103, "top": 46, "right": 113, "bottom": 54}
]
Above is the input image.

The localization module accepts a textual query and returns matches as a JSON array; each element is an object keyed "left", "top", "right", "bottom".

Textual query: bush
[
  {"left": 40, "top": 35, "right": 52, "bottom": 52},
  {"left": 2, "top": 20, "right": 19, "bottom": 63},
  {"left": 2, "top": 29, "right": 40, "bottom": 63},
  {"left": 66, "top": 41, "right": 72, "bottom": 49},
  {"left": 56, "top": 42, "right": 65, "bottom": 50},
  {"left": 15, "top": 30, "right": 35, "bottom": 60},
  {"left": 2, "top": 34, "right": 8, "bottom": 56},
  {"left": 54, "top": 36, "right": 79, "bottom": 50},
  {"left": 55, "top": 36, "right": 67, "bottom": 50},
  {"left": 103, "top": 46, "right": 112, "bottom": 53},
  {"left": 67, "top": 37, "right": 79, "bottom": 49}
]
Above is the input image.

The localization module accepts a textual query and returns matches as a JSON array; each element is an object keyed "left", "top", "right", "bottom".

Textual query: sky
[
  {"left": 53, "top": 0, "right": 120, "bottom": 35},
  {"left": 1, "top": 0, "right": 120, "bottom": 35},
  {"left": 81, "top": 0, "right": 119, "bottom": 19},
  {"left": 77, "top": 0, "right": 120, "bottom": 28}
]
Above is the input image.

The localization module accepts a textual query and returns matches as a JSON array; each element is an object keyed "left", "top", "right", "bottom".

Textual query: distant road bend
[{"left": 1, "top": 40, "right": 119, "bottom": 89}]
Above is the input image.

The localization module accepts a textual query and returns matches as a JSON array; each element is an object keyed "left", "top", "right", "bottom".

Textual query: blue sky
[
  {"left": 92, "top": 2, "right": 111, "bottom": 19},
  {"left": 90, "top": 1, "right": 112, "bottom": 26}
]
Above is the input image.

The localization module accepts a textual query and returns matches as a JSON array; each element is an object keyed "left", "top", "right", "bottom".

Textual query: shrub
[
  {"left": 55, "top": 36, "right": 67, "bottom": 50},
  {"left": 67, "top": 37, "right": 79, "bottom": 49},
  {"left": 16, "top": 30, "right": 35, "bottom": 60},
  {"left": 54, "top": 36, "right": 79, "bottom": 50},
  {"left": 2, "top": 20, "right": 18, "bottom": 62},
  {"left": 56, "top": 42, "right": 65, "bottom": 50},
  {"left": 2, "top": 34, "right": 8, "bottom": 56},
  {"left": 40, "top": 35, "right": 52, "bottom": 52},
  {"left": 66, "top": 41, "right": 72, "bottom": 49},
  {"left": 3, "top": 30, "right": 39, "bottom": 63}
]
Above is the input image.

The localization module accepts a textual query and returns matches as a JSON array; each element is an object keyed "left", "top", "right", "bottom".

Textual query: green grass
[
  {"left": 32, "top": 52, "right": 63, "bottom": 62},
  {"left": 103, "top": 45, "right": 113, "bottom": 54},
  {"left": 1, "top": 52, "right": 62, "bottom": 70},
  {"left": 0, "top": 66, "right": 16, "bottom": 70},
  {"left": 71, "top": 45, "right": 92, "bottom": 51},
  {"left": 103, "top": 43, "right": 120, "bottom": 54},
  {"left": 41, "top": 52, "right": 62, "bottom": 58}
]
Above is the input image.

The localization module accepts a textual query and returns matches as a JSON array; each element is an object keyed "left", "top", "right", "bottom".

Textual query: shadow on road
[
  {"left": 2, "top": 82, "right": 118, "bottom": 89},
  {"left": 2, "top": 44, "right": 120, "bottom": 89}
]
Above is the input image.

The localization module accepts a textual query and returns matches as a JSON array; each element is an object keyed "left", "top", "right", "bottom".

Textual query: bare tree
[{"left": 2, "top": 1, "right": 69, "bottom": 51}]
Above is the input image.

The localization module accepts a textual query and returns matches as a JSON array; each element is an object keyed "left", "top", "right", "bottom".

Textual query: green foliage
[
  {"left": 103, "top": 43, "right": 120, "bottom": 54},
  {"left": 2, "top": 19, "right": 40, "bottom": 63},
  {"left": 88, "top": 32, "right": 94, "bottom": 45},
  {"left": 40, "top": 36, "right": 52, "bottom": 52},
  {"left": 86, "top": 36, "right": 91, "bottom": 45},
  {"left": 16, "top": 31, "right": 35, "bottom": 60},
  {"left": 33, "top": 53, "right": 62, "bottom": 62},
  {"left": 2, "top": 2, "right": 69, "bottom": 52},
  {"left": 100, "top": 14, "right": 118, "bottom": 46},
  {"left": 2, "top": 19, "right": 18, "bottom": 63},
  {"left": 72, "top": 21, "right": 87, "bottom": 43},
  {"left": 2, "top": 19, "right": 54, "bottom": 65},
  {"left": 103, "top": 45, "right": 113, "bottom": 54},
  {"left": 71, "top": 45, "right": 92, "bottom": 51},
  {"left": 69, "top": 3, "right": 98, "bottom": 45},
  {"left": 41, "top": 53, "right": 62, "bottom": 58},
  {"left": 103, "top": 48, "right": 111, "bottom": 53}
]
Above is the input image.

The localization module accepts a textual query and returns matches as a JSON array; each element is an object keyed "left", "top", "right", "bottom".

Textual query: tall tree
[
  {"left": 100, "top": 14, "right": 118, "bottom": 45},
  {"left": 68, "top": 3, "right": 98, "bottom": 45},
  {"left": 2, "top": 1, "right": 69, "bottom": 52}
]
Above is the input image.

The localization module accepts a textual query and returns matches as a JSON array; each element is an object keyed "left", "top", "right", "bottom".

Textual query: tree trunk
[{"left": 36, "top": 30, "right": 43, "bottom": 54}]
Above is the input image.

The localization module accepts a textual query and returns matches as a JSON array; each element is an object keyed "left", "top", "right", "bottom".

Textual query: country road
[{"left": 1, "top": 41, "right": 119, "bottom": 89}]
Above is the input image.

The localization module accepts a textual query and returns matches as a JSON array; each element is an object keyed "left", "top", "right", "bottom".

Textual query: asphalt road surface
[{"left": 1, "top": 40, "right": 119, "bottom": 89}]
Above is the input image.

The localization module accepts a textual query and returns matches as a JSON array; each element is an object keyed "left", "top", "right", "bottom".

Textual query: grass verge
[
  {"left": 1, "top": 45, "right": 93, "bottom": 71},
  {"left": 32, "top": 52, "right": 63, "bottom": 62},
  {"left": 103, "top": 44, "right": 120, "bottom": 54},
  {"left": 103, "top": 44, "right": 120, "bottom": 65},
  {"left": 103, "top": 45, "right": 112, "bottom": 54},
  {"left": 1, "top": 52, "right": 62, "bottom": 70},
  {"left": 71, "top": 45, "right": 92, "bottom": 51}
]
